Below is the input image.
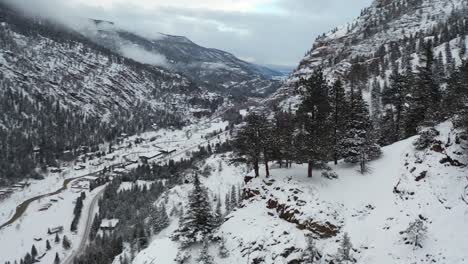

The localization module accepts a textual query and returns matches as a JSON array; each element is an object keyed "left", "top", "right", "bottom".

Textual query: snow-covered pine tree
[
  {"left": 54, "top": 253, "right": 60, "bottom": 264},
  {"left": 197, "top": 240, "right": 214, "bottom": 264},
  {"left": 232, "top": 112, "right": 268, "bottom": 178},
  {"left": 445, "top": 42, "right": 455, "bottom": 74},
  {"left": 403, "top": 218, "right": 427, "bottom": 249},
  {"left": 225, "top": 192, "right": 231, "bottom": 213},
  {"left": 370, "top": 77, "right": 382, "bottom": 123},
  {"left": 62, "top": 235, "right": 71, "bottom": 250},
  {"left": 31, "top": 245, "right": 37, "bottom": 258},
  {"left": 329, "top": 78, "right": 347, "bottom": 165},
  {"left": 218, "top": 235, "right": 229, "bottom": 258},
  {"left": 272, "top": 108, "right": 295, "bottom": 168},
  {"left": 230, "top": 185, "right": 237, "bottom": 209},
  {"left": 296, "top": 69, "right": 333, "bottom": 178},
  {"left": 341, "top": 87, "right": 381, "bottom": 165},
  {"left": 214, "top": 195, "right": 223, "bottom": 226},
  {"left": 174, "top": 250, "right": 190, "bottom": 264},
  {"left": 301, "top": 236, "right": 321, "bottom": 263},
  {"left": 152, "top": 204, "right": 170, "bottom": 234},
  {"left": 382, "top": 70, "right": 409, "bottom": 142},
  {"left": 174, "top": 174, "right": 215, "bottom": 246},
  {"left": 335, "top": 232, "right": 354, "bottom": 263}
]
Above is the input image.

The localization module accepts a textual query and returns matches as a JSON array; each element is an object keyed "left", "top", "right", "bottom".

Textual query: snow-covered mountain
[
  {"left": 270, "top": 0, "right": 468, "bottom": 107},
  {"left": 84, "top": 21, "right": 282, "bottom": 97}
]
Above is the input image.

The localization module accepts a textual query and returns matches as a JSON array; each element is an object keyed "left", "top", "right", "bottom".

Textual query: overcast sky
[{"left": 6, "top": 0, "right": 373, "bottom": 66}]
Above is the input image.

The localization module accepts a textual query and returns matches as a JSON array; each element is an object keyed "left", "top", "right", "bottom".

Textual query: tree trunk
[
  {"left": 307, "top": 160, "right": 313, "bottom": 178},
  {"left": 265, "top": 160, "right": 270, "bottom": 178},
  {"left": 254, "top": 160, "right": 259, "bottom": 178}
]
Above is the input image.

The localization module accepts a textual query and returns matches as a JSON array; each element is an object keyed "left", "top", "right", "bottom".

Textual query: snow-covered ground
[
  {"left": 0, "top": 117, "right": 229, "bottom": 263},
  {"left": 129, "top": 121, "right": 468, "bottom": 264}
]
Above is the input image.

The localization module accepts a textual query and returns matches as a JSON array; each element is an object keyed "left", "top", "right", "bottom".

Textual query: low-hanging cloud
[
  {"left": 2, "top": 0, "right": 374, "bottom": 66},
  {"left": 119, "top": 44, "right": 168, "bottom": 67}
]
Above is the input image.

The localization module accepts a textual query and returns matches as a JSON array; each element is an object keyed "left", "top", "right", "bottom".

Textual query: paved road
[{"left": 63, "top": 187, "right": 105, "bottom": 264}]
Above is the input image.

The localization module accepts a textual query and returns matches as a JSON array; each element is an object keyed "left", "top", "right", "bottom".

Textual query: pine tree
[
  {"left": 31, "top": 245, "right": 37, "bottom": 258},
  {"left": 54, "top": 253, "right": 60, "bottom": 264},
  {"left": 225, "top": 192, "right": 231, "bottom": 214},
  {"left": 214, "top": 195, "right": 223, "bottom": 226},
  {"left": 336, "top": 233, "right": 353, "bottom": 263},
  {"left": 54, "top": 233, "right": 60, "bottom": 243},
  {"left": 341, "top": 87, "right": 381, "bottom": 166},
  {"left": 233, "top": 112, "right": 269, "bottom": 177},
  {"left": 152, "top": 204, "right": 170, "bottom": 234},
  {"left": 302, "top": 236, "right": 321, "bottom": 263},
  {"left": 175, "top": 174, "right": 216, "bottom": 246},
  {"left": 197, "top": 240, "right": 214, "bottom": 264},
  {"left": 445, "top": 42, "right": 455, "bottom": 74},
  {"left": 62, "top": 235, "right": 71, "bottom": 250},
  {"left": 46, "top": 239, "right": 51, "bottom": 250},
  {"left": 460, "top": 37, "right": 466, "bottom": 59},
  {"left": 370, "top": 78, "right": 382, "bottom": 122},
  {"left": 404, "top": 219, "right": 427, "bottom": 249},
  {"left": 174, "top": 250, "right": 190, "bottom": 264},
  {"left": 272, "top": 108, "right": 295, "bottom": 168},
  {"left": 218, "top": 235, "right": 229, "bottom": 258},
  {"left": 383, "top": 70, "right": 408, "bottom": 142},
  {"left": 296, "top": 69, "right": 332, "bottom": 177},
  {"left": 329, "top": 79, "right": 347, "bottom": 164},
  {"left": 230, "top": 185, "right": 237, "bottom": 209}
]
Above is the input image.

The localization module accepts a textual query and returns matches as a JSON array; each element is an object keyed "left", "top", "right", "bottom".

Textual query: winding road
[{"left": 63, "top": 187, "right": 105, "bottom": 264}]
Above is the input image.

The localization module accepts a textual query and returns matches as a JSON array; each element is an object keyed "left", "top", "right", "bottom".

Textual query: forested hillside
[
  {"left": 271, "top": 0, "right": 468, "bottom": 146},
  {"left": 0, "top": 3, "right": 212, "bottom": 185}
]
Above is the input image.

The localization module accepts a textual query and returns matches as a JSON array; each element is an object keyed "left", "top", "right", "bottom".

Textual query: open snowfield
[{"left": 126, "top": 121, "right": 468, "bottom": 264}]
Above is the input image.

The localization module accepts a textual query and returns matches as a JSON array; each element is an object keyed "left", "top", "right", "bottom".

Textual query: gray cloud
[{"left": 3, "top": 0, "right": 373, "bottom": 66}]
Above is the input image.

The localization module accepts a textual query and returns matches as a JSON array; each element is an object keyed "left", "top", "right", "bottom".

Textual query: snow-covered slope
[
  {"left": 84, "top": 23, "right": 282, "bottom": 96},
  {"left": 127, "top": 120, "right": 468, "bottom": 264},
  {"left": 0, "top": 5, "right": 198, "bottom": 118},
  {"left": 270, "top": 0, "right": 468, "bottom": 107}
]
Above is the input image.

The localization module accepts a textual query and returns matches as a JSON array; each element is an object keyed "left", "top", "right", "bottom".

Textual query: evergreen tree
[
  {"left": 445, "top": 42, "right": 455, "bottom": 74},
  {"left": 31, "top": 245, "right": 37, "bottom": 258},
  {"left": 329, "top": 79, "right": 347, "bottom": 164},
  {"left": 233, "top": 112, "right": 269, "bottom": 177},
  {"left": 370, "top": 78, "right": 382, "bottom": 122},
  {"left": 218, "top": 235, "right": 229, "bottom": 258},
  {"left": 225, "top": 192, "right": 231, "bottom": 214},
  {"left": 418, "top": 41, "right": 441, "bottom": 121},
  {"left": 272, "top": 108, "right": 295, "bottom": 168},
  {"left": 230, "top": 185, "right": 237, "bottom": 209},
  {"left": 175, "top": 174, "right": 215, "bottom": 246},
  {"left": 54, "top": 253, "right": 60, "bottom": 264},
  {"left": 46, "top": 239, "right": 51, "bottom": 251},
  {"left": 341, "top": 87, "right": 381, "bottom": 166},
  {"left": 302, "top": 236, "right": 321, "bottom": 263},
  {"left": 404, "top": 219, "right": 427, "bottom": 249},
  {"left": 54, "top": 233, "right": 60, "bottom": 243},
  {"left": 197, "top": 240, "right": 214, "bottom": 264},
  {"left": 174, "top": 251, "right": 190, "bottom": 264},
  {"left": 383, "top": 71, "right": 408, "bottom": 142},
  {"left": 214, "top": 195, "right": 223, "bottom": 226},
  {"left": 460, "top": 37, "right": 466, "bottom": 59},
  {"left": 336, "top": 233, "right": 354, "bottom": 263},
  {"left": 296, "top": 69, "right": 332, "bottom": 177},
  {"left": 152, "top": 204, "right": 170, "bottom": 234},
  {"left": 62, "top": 235, "right": 71, "bottom": 250}
]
